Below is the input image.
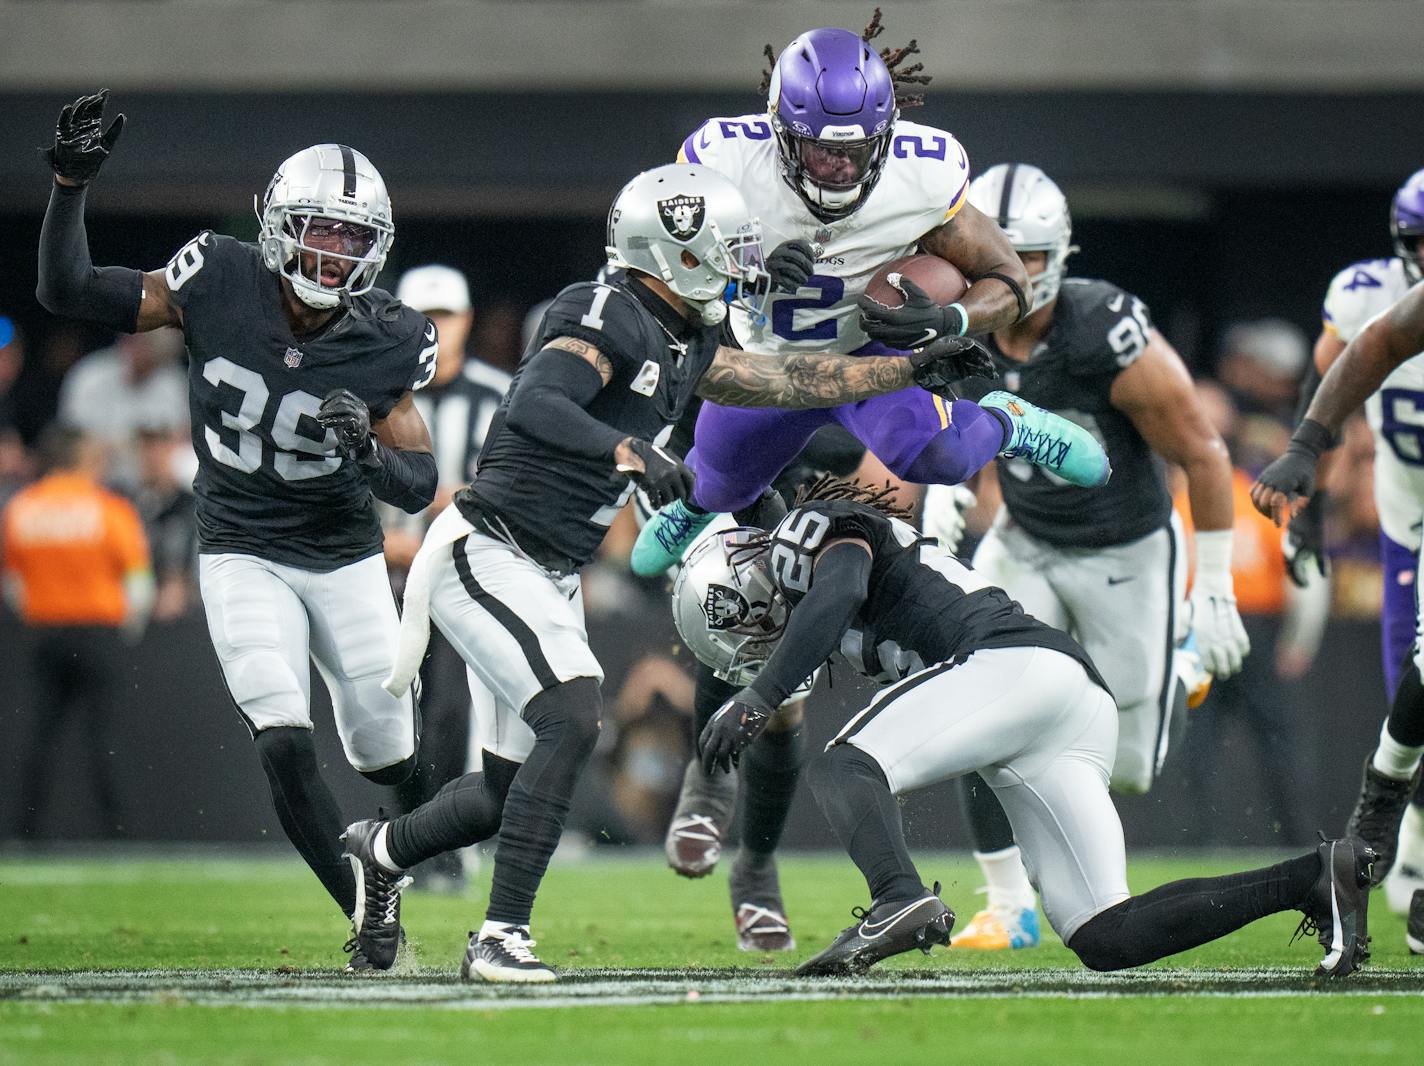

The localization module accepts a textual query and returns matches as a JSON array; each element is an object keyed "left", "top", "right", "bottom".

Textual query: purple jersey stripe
[{"left": 681, "top": 129, "right": 703, "bottom": 164}]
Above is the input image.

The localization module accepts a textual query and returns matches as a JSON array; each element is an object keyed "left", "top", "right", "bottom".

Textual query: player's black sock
[
  {"left": 253, "top": 726, "right": 356, "bottom": 917},
  {"left": 1067, "top": 852, "right": 1320, "bottom": 971},
  {"left": 959, "top": 771, "right": 1016, "bottom": 853},
  {"left": 386, "top": 751, "right": 522, "bottom": 869},
  {"left": 1386, "top": 659, "right": 1424, "bottom": 747},
  {"left": 809, "top": 743, "right": 924, "bottom": 905},
  {"left": 485, "top": 678, "right": 603, "bottom": 926}
]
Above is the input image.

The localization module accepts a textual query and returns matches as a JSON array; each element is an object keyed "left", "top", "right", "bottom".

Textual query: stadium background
[{"left": 0, "top": 0, "right": 1419, "bottom": 852}]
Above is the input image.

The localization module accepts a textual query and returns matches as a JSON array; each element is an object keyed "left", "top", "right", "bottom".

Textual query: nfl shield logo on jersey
[
  {"left": 658, "top": 195, "right": 706, "bottom": 240},
  {"left": 284, "top": 347, "right": 303, "bottom": 369}
]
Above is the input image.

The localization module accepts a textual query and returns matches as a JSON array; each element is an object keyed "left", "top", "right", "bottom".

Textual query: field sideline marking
[{"left": 5, "top": 967, "right": 1424, "bottom": 1008}]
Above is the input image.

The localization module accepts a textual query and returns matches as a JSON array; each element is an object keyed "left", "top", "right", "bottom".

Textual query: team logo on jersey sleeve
[
  {"left": 658, "top": 195, "right": 706, "bottom": 240},
  {"left": 284, "top": 347, "right": 304, "bottom": 369}
]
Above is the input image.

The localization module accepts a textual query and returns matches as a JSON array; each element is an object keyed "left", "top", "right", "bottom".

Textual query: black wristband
[
  {"left": 974, "top": 271, "right": 1030, "bottom": 324},
  {"left": 1291, "top": 418, "right": 1335, "bottom": 458}
]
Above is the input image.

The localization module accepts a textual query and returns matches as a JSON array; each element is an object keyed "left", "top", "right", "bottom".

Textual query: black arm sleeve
[
  {"left": 36, "top": 182, "right": 143, "bottom": 333},
  {"left": 360, "top": 442, "right": 437, "bottom": 514},
  {"left": 505, "top": 347, "right": 628, "bottom": 461},
  {"left": 751, "top": 542, "right": 871, "bottom": 707}
]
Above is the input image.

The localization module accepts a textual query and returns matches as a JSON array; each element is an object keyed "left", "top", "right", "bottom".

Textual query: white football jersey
[
  {"left": 679, "top": 113, "right": 971, "bottom": 356},
  {"left": 1322, "top": 256, "right": 1424, "bottom": 547}
]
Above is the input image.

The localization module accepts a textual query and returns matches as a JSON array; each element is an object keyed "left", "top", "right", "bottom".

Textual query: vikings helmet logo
[{"left": 658, "top": 194, "right": 706, "bottom": 241}]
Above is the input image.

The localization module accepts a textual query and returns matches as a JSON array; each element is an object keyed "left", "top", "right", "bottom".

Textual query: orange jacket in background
[
  {"left": 1174, "top": 468, "right": 1287, "bottom": 616},
  {"left": 2, "top": 472, "right": 150, "bottom": 625}
]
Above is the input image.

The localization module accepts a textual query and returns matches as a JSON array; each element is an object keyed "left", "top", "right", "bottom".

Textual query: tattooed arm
[{"left": 697, "top": 347, "right": 916, "bottom": 408}]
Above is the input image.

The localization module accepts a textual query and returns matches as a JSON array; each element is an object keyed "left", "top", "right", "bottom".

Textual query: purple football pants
[
  {"left": 1380, "top": 531, "right": 1419, "bottom": 699},
  {"left": 687, "top": 387, "right": 1005, "bottom": 513}
]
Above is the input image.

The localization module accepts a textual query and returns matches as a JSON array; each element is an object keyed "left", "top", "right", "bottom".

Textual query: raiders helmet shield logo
[
  {"left": 703, "top": 583, "right": 750, "bottom": 631},
  {"left": 658, "top": 195, "right": 706, "bottom": 241}
]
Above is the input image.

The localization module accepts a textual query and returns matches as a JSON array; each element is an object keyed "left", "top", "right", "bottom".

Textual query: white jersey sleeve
[{"left": 1322, "top": 258, "right": 1402, "bottom": 343}]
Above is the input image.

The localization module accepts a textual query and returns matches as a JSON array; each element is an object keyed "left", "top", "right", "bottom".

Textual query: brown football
[{"left": 863, "top": 254, "right": 968, "bottom": 309}]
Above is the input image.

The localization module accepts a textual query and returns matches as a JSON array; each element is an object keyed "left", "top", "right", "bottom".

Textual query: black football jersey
[
  {"left": 413, "top": 359, "right": 511, "bottom": 487},
  {"left": 963, "top": 278, "right": 1172, "bottom": 548},
  {"left": 767, "top": 498, "right": 1108, "bottom": 692},
  {"left": 460, "top": 277, "right": 721, "bottom": 570},
  {"left": 165, "top": 231, "right": 437, "bottom": 570}
]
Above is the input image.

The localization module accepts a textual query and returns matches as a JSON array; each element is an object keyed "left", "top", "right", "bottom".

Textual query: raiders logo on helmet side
[
  {"left": 704, "top": 583, "right": 750, "bottom": 630},
  {"left": 658, "top": 194, "right": 706, "bottom": 241}
]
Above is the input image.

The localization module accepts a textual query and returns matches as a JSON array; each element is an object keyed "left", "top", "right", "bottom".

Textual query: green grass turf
[{"left": 2, "top": 849, "right": 1423, "bottom": 1064}]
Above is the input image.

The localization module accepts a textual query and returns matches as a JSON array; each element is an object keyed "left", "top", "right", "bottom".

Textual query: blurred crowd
[{"left": 0, "top": 277, "right": 1390, "bottom": 848}]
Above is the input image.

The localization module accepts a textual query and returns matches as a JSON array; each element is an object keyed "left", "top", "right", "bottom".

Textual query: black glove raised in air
[
  {"left": 858, "top": 275, "right": 963, "bottom": 349},
  {"left": 618, "top": 438, "right": 696, "bottom": 509},
  {"left": 317, "top": 388, "right": 376, "bottom": 464},
  {"left": 907, "top": 335, "right": 998, "bottom": 397},
  {"left": 1252, "top": 419, "right": 1333, "bottom": 525},
  {"left": 45, "top": 90, "right": 126, "bottom": 186},
  {"left": 698, "top": 689, "right": 775, "bottom": 775},
  {"left": 763, "top": 239, "right": 817, "bottom": 294}
]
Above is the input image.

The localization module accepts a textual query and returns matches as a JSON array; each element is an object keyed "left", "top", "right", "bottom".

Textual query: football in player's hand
[{"left": 864, "top": 254, "right": 968, "bottom": 308}]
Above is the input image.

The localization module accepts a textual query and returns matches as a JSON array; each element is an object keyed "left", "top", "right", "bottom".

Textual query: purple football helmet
[
  {"left": 1392, "top": 168, "right": 1424, "bottom": 284},
  {"left": 767, "top": 27, "right": 898, "bottom": 221}
]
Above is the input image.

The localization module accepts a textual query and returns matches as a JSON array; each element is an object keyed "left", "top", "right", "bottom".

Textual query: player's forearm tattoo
[
  {"left": 698, "top": 349, "right": 913, "bottom": 408},
  {"left": 546, "top": 335, "right": 614, "bottom": 382}
]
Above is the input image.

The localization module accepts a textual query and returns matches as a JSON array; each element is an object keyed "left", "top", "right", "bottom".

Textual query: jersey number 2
[
  {"left": 771, "top": 275, "right": 844, "bottom": 342},
  {"left": 769, "top": 509, "right": 831, "bottom": 593},
  {"left": 202, "top": 358, "right": 340, "bottom": 481}
]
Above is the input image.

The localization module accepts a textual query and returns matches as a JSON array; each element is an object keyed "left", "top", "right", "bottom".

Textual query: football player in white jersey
[
  {"left": 1254, "top": 183, "right": 1424, "bottom": 952},
  {"left": 1266, "top": 168, "right": 1424, "bottom": 945},
  {"left": 632, "top": 15, "right": 1111, "bottom": 953}
]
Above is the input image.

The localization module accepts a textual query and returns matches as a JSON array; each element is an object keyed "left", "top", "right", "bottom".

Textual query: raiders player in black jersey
[
  {"left": 36, "top": 92, "right": 438, "bottom": 968},
  {"left": 340, "top": 162, "right": 997, "bottom": 982},
  {"left": 678, "top": 479, "right": 1373, "bottom": 978},
  {"left": 926, "top": 164, "right": 1251, "bottom": 952}
]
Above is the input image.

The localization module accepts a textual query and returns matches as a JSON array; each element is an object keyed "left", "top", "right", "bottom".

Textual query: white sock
[
  {"left": 479, "top": 919, "right": 526, "bottom": 941},
  {"left": 1372, "top": 720, "right": 1424, "bottom": 780},
  {"left": 1397, "top": 804, "right": 1424, "bottom": 870},
  {"left": 372, "top": 823, "right": 403, "bottom": 874},
  {"left": 973, "top": 846, "right": 1036, "bottom": 910}
]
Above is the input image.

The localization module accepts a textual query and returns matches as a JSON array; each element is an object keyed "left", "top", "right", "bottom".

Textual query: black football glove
[
  {"left": 1251, "top": 419, "right": 1333, "bottom": 526},
  {"left": 317, "top": 388, "right": 376, "bottom": 463},
  {"left": 908, "top": 335, "right": 998, "bottom": 397},
  {"left": 698, "top": 689, "right": 774, "bottom": 775},
  {"left": 763, "top": 239, "right": 816, "bottom": 294},
  {"left": 1283, "top": 489, "right": 1330, "bottom": 587},
  {"left": 858, "top": 275, "right": 964, "bottom": 349},
  {"left": 45, "top": 90, "right": 126, "bottom": 186},
  {"left": 618, "top": 438, "right": 695, "bottom": 509}
]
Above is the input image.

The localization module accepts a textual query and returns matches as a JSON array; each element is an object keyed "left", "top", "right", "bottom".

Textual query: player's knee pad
[
  {"left": 253, "top": 725, "right": 319, "bottom": 783},
  {"left": 523, "top": 677, "right": 603, "bottom": 757},
  {"left": 1065, "top": 901, "right": 1135, "bottom": 972},
  {"left": 360, "top": 751, "right": 417, "bottom": 787}
]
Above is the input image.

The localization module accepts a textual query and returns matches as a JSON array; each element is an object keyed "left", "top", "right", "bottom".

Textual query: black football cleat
[
  {"left": 795, "top": 884, "right": 954, "bottom": 977},
  {"left": 1407, "top": 889, "right": 1424, "bottom": 956},
  {"left": 341, "top": 819, "right": 412, "bottom": 972},
  {"left": 1344, "top": 758, "right": 1421, "bottom": 884},
  {"left": 1293, "top": 835, "right": 1375, "bottom": 978},
  {"left": 460, "top": 925, "right": 556, "bottom": 983}
]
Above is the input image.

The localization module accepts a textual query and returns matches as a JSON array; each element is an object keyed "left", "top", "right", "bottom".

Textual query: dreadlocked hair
[
  {"left": 758, "top": 8, "right": 932, "bottom": 109},
  {"left": 794, "top": 474, "right": 914, "bottom": 521}
]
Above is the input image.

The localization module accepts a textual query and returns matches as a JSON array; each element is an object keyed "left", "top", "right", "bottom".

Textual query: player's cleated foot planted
[
  {"left": 979, "top": 391, "right": 1111, "bottom": 489},
  {"left": 1407, "top": 889, "right": 1424, "bottom": 955},
  {"left": 796, "top": 884, "right": 953, "bottom": 977},
  {"left": 664, "top": 757, "right": 737, "bottom": 877},
  {"left": 1293, "top": 835, "right": 1375, "bottom": 978},
  {"left": 461, "top": 924, "right": 556, "bottom": 984},
  {"left": 341, "top": 819, "right": 412, "bottom": 972},
  {"left": 1345, "top": 758, "right": 1422, "bottom": 884},
  {"left": 631, "top": 499, "right": 720, "bottom": 576},
  {"left": 734, "top": 902, "right": 796, "bottom": 952},
  {"left": 949, "top": 903, "right": 1040, "bottom": 951}
]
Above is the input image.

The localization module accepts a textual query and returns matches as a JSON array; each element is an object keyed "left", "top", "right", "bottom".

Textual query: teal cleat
[
  {"left": 631, "top": 499, "right": 720, "bottom": 576},
  {"left": 979, "top": 391, "right": 1111, "bottom": 488}
]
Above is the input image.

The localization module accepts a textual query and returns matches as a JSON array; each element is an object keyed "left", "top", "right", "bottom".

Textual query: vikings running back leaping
[
  {"left": 336, "top": 164, "right": 1006, "bottom": 984},
  {"left": 676, "top": 480, "right": 1374, "bottom": 979},
  {"left": 1254, "top": 205, "right": 1424, "bottom": 955},
  {"left": 925, "top": 164, "right": 1249, "bottom": 953},
  {"left": 35, "top": 92, "right": 440, "bottom": 969},
  {"left": 631, "top": 17, "right": 1111, "bottom": 579}
]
